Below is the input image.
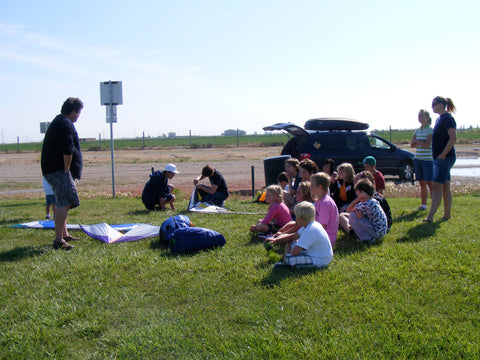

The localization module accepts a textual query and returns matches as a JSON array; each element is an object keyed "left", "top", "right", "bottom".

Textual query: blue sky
[{"left": 1, "top": 0, "right": 479, "bottom": 143}]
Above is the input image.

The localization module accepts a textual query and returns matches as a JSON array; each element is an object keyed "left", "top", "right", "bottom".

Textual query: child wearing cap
[
  {"left": 141, "top": 163, "right": 178, "bottom": 211},
  {"left": 363, "top": 156, "right": 385, "bottom": 194}
]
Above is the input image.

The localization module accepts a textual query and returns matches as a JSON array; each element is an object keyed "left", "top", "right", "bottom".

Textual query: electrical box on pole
[
  {"left": 40, "top": 122, "right": 51, "bottom": 134},
  {"left": 100, "top": 80, "right": 123, "bottom": 198}
]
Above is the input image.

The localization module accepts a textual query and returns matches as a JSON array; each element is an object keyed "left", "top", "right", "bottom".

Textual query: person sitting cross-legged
[
  {"left": 268, "top": 201, "right": 333, "bottom": 269},
  {"left": 339, "top": 178, "right": 388, "bottom": 242}
]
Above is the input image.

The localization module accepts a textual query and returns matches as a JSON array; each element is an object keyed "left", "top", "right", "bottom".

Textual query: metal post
[
  {"left": 110, "top": 118, "right": 115, "bottom": 198},
  {"left": 99, "top": 133, "right": 102, "bottom": 151},
  {"left": 251, "top": 165, "right": 255, "bottom": 198},
  {"left": 17, "top": 136, "right": 20, "bottom": 153},
  {"left": 109, "top": 81, "right": 115, "bottom": 198}
]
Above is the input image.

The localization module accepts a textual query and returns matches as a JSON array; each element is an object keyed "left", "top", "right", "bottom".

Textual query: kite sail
[
  {"left": 10, "top": 220, "right": 143, "bottom": 232},
  {"left": 187, "top": 187, "right": 262, "bottom": 215},
  {"left": 188, "top": 187, "right": 234, "bottom": 213},
  {"left": 80, "top": 223, "right": 160, "bottom": 244},
  {"left": 10, "top": 220, "right": 159, "bottom": 244}
]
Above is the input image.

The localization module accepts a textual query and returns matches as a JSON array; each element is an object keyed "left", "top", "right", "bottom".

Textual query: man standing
[{"left": 41, "top": 97, "right": 84, "bottom": 250}]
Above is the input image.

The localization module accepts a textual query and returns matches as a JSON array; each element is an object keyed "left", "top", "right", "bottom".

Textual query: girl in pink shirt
[{"left": 250, "top": 185, "right": 291, "bottom": 234}]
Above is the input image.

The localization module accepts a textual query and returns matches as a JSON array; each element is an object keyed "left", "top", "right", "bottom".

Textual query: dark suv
[{"left": 263, "top": 118, "right": 414, "bottom": 181}]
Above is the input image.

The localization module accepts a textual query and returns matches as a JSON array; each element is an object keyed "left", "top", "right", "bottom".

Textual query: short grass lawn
[{"left": 1, "top": 195, "right": 479, "bottom": 359}]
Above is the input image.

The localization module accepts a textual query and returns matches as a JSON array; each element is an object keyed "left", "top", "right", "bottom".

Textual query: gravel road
[{"left": 1, "top": 145, "right": 478, "bottom": 199}]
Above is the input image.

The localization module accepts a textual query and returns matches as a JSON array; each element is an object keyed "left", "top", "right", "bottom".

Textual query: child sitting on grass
[
  {"left": 267, "top": 180, "right": 314, "bottom": 242},
  {"left": 250, "top": 185, "right": 291, "bottom": 235},
  {"left": 331, "top": 162, "right": 356, "bottom": 212},
  {"left": 339, "top": 178, "right": 388, "bottom": 242},
  {"left": 310, "top": 172, "right": 339, "bottom": 246},
  {"left": 272, "top": 201, "right": 333, "bottom": 269},
  {"left": 355, "top": 171, "right": 392, "bottom": 231}
]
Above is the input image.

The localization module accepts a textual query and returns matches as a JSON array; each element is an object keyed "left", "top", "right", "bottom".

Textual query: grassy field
[
  {"left": 2, "top": 127, "right": 479, "bottom": 153},
  {"left": 0, "top": 133, "right": 287, "bottom": 153},
  {"left": 1, "top": 195, "right": 479, "bottom": 359}
]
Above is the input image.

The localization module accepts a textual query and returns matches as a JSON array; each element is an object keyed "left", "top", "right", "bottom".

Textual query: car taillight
[{"left": 299, "top": 153, "right": 311, "bottom": 160}]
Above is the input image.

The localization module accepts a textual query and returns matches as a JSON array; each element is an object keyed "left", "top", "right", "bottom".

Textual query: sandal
[
  {"left": 64, "top": 235, "right": 80, "bottom": 241},
  {"left": 440, "top": 216, "right": 451, "bottom": 221},
  {"left": 53, "top": 239, "right": 74, "bottom": 250},
  {"left": 422, "top": 218, "right": 433, "bottom": 223}
]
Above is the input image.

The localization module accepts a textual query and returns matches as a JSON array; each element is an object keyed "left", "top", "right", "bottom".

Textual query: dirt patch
[
  {"left": 1, "top": 144, "right": 479, "bottom": 199},
  {"left": 0, "top": 147, "right": 281, "bottom": 199}
]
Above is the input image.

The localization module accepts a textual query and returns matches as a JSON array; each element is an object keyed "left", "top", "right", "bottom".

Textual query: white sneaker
[{"left": 418, "top": 205, "right": 427, "bottom": 211}]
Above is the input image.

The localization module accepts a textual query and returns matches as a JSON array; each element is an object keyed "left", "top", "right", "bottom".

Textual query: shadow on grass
[
  {"left": 1, "top": 217, "right": 33, "bottom": 226},
  {"left": 127, "top": 209, "right": 153, "bottom": 216},
  {"left": 248, "top": 233, "right": 265, "bottom": 245},
  {"left": 396, "top": 221, "right": 440, "bottom": 243},
  {"left": 149, "top": 238, "right": 166, "bottom": 250},
  {"left": 0, "top": 202, "right": 39, "bottom": 208},
  {"left": 149, "top": 238, "right": 224, "bottom": 257},
  {"left": 394, "top": 210, "right": 425, "bottom": 223},
  {"left": 261, "top": 265, "right": 325, "bottom": 288},
  {"left": 0, "top": 246, "right": 46, "bottom": 262},
  {"left": 332, "top": 232, "right": 381, "bottom": 256}
]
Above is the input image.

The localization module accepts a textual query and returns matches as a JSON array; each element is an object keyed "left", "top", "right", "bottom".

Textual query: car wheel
[{"left": 399, "top": 161, "right": 413, "bottom": 181}]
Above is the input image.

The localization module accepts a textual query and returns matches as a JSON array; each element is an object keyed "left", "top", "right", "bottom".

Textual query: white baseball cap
[{"left": 164, "top": 163, "right": 179, "bottom": 174}]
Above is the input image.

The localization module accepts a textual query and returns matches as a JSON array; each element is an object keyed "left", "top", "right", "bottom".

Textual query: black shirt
[
  {"left": 41, "top": 114, "right": 83, "bottom": 179},
  {"left": 210, "top": 170, "right": 229, "bottom": 198},
  {"left": 142, "top": 171, "right": 169, "bottom": 205}
]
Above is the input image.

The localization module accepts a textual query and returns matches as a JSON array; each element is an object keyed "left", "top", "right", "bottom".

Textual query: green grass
[
  {"left": 1, "top": 196, "right": 479, "bottom": 359},
  {"left": 0, "top": 134, "right": 288, "bottom": 153},
  {"left": 373, "top": 127, "right": 480, "bottom": 145}
]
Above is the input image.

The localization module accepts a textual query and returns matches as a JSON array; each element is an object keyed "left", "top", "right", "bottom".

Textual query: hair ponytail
[{"left": 446, "top": 98, "right": 456, "bottom": 113}]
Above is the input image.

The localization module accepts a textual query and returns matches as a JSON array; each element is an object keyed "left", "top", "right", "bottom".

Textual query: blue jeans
[
  {"left": 197, "top": 189, "right": 227, "bottom": 206},
  {"left": 433, "top": 157, "right": 456, "bottom": 184},
  {"left": 414, "top": 158, "right": 433, "bottom": 182}
]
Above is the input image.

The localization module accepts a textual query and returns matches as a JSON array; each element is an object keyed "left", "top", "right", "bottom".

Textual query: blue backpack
[
  {"left": 159, "top": 215, "right": 192, "bottom": 244},
  {"left": 169, "top": 227, "right": 226, "bottom": 253}
]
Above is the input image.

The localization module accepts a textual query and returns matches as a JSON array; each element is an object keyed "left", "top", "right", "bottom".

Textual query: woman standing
[
  {"left": 423, "top": 96, "right": 457, "bottom": 222},
  {"left": 411, "top": 110, "right": 434, "bottom": 211}
]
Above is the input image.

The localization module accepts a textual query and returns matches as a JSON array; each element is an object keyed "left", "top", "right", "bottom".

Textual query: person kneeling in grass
[{"left": 271, "top": 201, "right": 333, "bottom": 269}]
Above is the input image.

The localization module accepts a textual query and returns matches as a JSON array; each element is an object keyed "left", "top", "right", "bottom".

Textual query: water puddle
[{"left": 451, "top": 158, "right": 480, "bottom": 177}]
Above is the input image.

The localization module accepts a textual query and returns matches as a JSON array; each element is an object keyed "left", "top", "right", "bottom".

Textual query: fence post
[{"left": 251, "top": 165, "right": 255, "bottom": 198}]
